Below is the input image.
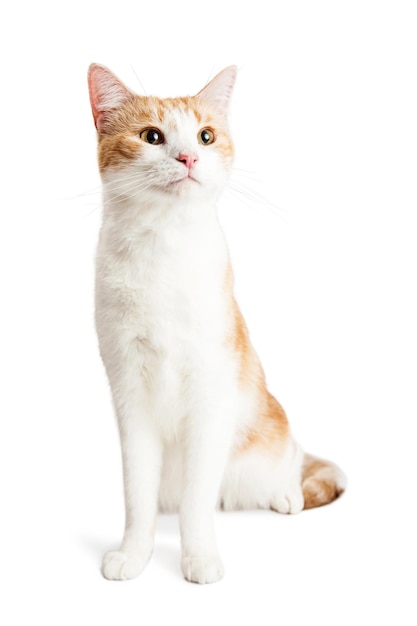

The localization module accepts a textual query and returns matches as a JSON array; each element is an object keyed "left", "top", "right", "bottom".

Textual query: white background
[{"left": 1, "top": 1, "right": 416, "bottom": 624}]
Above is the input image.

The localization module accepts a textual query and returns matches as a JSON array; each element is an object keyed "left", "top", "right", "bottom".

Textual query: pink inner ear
[
  {"left": 88, "top": 64, "right": 132, "bottom": 131},
  {"left": 196, "top": 66, "right": 237, "bottom": 115}
]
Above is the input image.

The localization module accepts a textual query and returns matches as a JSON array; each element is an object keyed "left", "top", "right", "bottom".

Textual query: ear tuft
[
  {"left": 196, "top": 66, "right": 237, "bottom": 115},
  {"left": 88, "top": 64, "right": 133, "bottom": 132}
]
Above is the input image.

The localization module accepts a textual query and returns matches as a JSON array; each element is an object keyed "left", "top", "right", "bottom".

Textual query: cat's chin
[
  {"left": 164, "top": 175, "right": 200, "bottom": 195},
  {"left": 170, "top": 175, "right": 199, "bottom": 187}
]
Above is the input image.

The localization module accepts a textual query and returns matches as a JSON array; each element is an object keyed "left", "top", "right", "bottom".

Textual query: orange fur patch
[
  {"left": 224, "top": 266, "right": 289, "bottom": 455},
  {"left": 233, "top": 300, "right": 255, "bottom": 386},
  {"left": 241, "top": 391, "right": 289, "bottom": 453},
  {"left": 302, "top": 455, "right": 345, "bottom": 509}
]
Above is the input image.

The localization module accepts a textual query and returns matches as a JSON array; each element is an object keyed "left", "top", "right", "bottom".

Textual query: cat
[{"left": 87, "top": 63, "right": 346, "bottom": 585}]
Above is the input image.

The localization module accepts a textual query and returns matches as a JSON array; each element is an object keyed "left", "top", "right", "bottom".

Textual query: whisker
[
  {"left": 103, "top": 179, "right": 146, "bottom": 196},
  {"left": 104, "top": 172, "right": 153, "bottom": 186},
  {"left": 231, "top": 167, "right": 261, "bottom": 182},
  {"left": 102, "top": 169, "right": 162, "bottom": 192},
  {"left": 101, "top": 173, "right": 160, "bottom": 196},
  {"left": 61, "top": 172, "right": 155, "bottom": 204},
  {"left": 129, "top": 64, "right": 148, "bottom": 95},
  {"left": 81, "top": 204, "right": 102, "bottom": 219},
  {"left": 226, "top": 176, "right": 288, "bottom": 223},
  {"left": 223, "top": 187, "right": 272, "bottom": 220},
  {"left": 105, "top": 178, "right": 160, "bottom": 204},
  {"left": 63, "top": 185, "right": 102, "bottom": 201}
]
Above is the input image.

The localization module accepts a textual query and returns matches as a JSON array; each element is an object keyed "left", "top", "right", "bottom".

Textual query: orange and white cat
[{"left": 88, "top": 64, "right": 346, "bottom": 584}]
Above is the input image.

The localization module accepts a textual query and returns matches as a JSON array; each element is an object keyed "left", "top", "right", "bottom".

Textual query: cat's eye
[
  {"left": 198, "top": 128, "right": 215, "bottom": 145},
  {"left": 139, "top": 128, "right": 165, "bottom": 145}
]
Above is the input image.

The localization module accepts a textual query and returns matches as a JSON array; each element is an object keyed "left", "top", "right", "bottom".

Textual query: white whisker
[
  {"left": 231, "top": 167, "right": 261, "bottom": 182},
  {"left": 129, "top": 64, "right": 148, "bottom": 95},
  {"left": 63, "top": 185, "right": 102, "bottom": 201},
  {"left": 105, "top": 178, "right": 160, "bottom": 204},
  {"left": 81, "top": 204, "right": 102, "bottom": 219},
  {"left": 223, "top": 187, "right": 275, "bottom": 220},
  {"left": 226, "top": 174, "right": 288, "bottom": 223}
]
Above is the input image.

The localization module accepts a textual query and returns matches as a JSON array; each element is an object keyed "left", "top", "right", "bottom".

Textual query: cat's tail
[{"left": 302, "top": 453, "right": 346, "bottom": 509}]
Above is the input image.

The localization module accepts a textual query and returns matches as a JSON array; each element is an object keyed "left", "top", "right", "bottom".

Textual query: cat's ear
[
  {"left": 196, "top": 66, "right": 237, "bottom": 115},
  {"left": 88, "top": 64, "right": 133, "bottom": 133}
]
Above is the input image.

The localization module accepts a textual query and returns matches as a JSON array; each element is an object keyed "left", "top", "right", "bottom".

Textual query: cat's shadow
[
  {"left": 80, "top": 514, "right": 181, "bottom": 579},
  {"left": 153, "top": 513, "right": 181, "bottom": 578}
]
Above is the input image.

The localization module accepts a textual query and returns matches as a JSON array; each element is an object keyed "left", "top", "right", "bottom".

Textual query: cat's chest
[{"left": 96, "top": 221, "right": 229, "bottom": 345}]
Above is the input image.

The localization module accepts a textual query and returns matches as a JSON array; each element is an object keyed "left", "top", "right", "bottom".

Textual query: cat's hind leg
[
  {"left": 269, "top": 438, "right": 305, "bottom": 514},
  {"left": 220, "top": 435, "right": 305, "bottom": 514},
  {"left": 220, "top": 440, "right": 345, "bottom": 513}
]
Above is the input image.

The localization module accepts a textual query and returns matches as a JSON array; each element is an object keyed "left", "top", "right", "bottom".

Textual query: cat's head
[{"left": 88, "top": 64, "right": 237, "bottom": 204}]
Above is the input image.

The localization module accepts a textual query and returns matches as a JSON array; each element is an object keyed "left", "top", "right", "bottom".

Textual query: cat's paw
[
  {"left": 101, "top": 549, "right": 151, "bottom": 581},
  {"left": 271, "top": 486, "right": 304, "bottom": 514},
  {"left": 181, "top": 554, "right": 225, "bottom": 584}
]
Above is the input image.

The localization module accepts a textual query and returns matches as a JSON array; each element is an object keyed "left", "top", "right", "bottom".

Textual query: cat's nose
[{"left": 176, "top": 152, "right": 199, "bottom": 171}]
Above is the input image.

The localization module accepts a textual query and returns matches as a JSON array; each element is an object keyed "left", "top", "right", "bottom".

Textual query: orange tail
[{"left": 302, "top": 454, "right": 346, "bottom": 510}]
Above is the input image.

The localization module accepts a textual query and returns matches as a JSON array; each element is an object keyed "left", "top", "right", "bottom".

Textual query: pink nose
[{"left": 176, "top": 152, "right": 199, "bottom": 170}]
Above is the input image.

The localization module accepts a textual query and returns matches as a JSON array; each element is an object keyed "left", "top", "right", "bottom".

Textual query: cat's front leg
[
  {"left": 180, "top": 391, "right": 236, "bottom": 584},
  {"left": 102, "top": 409, "right": 163, "bottom": 581}
]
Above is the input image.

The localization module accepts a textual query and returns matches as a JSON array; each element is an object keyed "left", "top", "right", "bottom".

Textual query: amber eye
[
  {"left": 198, "top": 128, "right": 215, "bottom": 145},
  {"left": 139, "top": 128, "right": 164, "bottom": 145}
]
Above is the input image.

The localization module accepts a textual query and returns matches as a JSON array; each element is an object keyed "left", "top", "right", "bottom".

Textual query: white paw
[
  {"left": 271, "top": 486, "right": 304, "bottom": 514},
  {"left": 182, "top": 554, "right": 225, "bottom": 584},
  {"left": 101, "top": 549, "right": 151, "bottom": 581}
]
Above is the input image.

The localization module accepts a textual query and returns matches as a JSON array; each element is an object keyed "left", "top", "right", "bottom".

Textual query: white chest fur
[{"left": 95, "top": 196, "right": 234, "bottom": 437}]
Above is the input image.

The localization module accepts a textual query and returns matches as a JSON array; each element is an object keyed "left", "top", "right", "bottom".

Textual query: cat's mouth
[{"left": 168, "top": 174, "right": 199, "bottom": 188}]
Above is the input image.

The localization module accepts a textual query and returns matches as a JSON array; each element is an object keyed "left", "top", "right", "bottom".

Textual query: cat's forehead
[{"left": 127, "top": 95, "right": 212, "bottom": 130}]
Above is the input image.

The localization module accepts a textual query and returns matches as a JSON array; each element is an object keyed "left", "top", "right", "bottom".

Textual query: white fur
[{"left": 94, "top": 68, "right": 305, "bottom": 584}]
